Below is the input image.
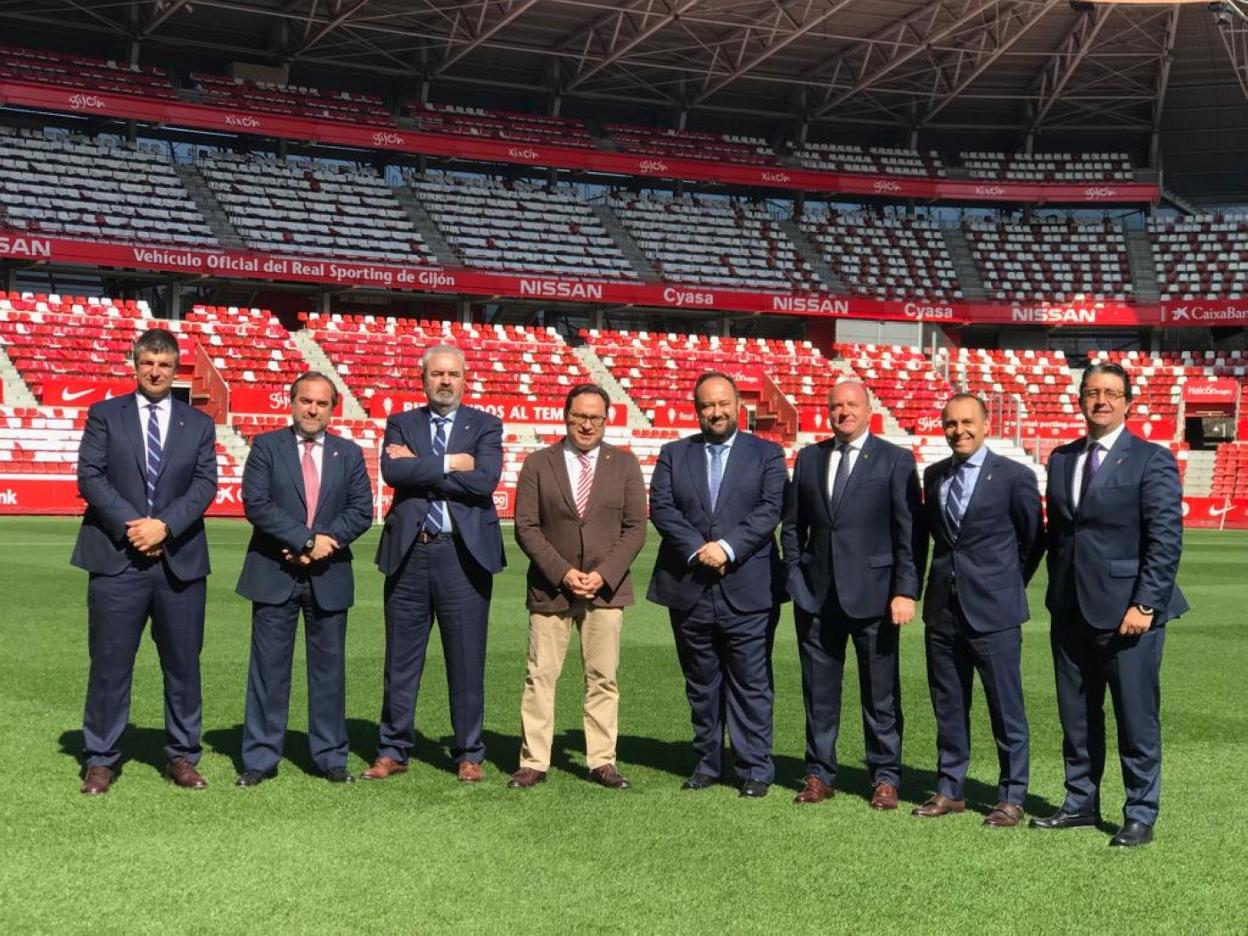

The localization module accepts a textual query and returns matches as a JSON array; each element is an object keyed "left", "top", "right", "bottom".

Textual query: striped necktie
[
  {"left": 145, "top": 403, "right": 162, "bottom": 514},
  {"left": 575, "top": 451, "right": 593, "bottom": 517},
  {"left": 945, "top": 460, "right": 967, "bottom": 535},
  {"left": 707, "top": 443, "right": 725, "bottom": 510},
  {"left": 1079, "top": 442, "right": 1103, "bottom": 505},
  {"left": 422, "top": 416, "right": 450, "bottom": 534}
]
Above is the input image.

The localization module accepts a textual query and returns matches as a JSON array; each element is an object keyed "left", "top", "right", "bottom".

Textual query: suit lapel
[
  {"left": 445, "top": 407, "right": 470, "bottom": 454},
  {"left": 154, "top": 399, "right": 187, "bottom": 485},
  {"left": 685, "top": 437, "right": 713, "bottom": 515},
  {"left": 830, "top": 434, "right": 873, "bottom": 521},
  {"left": 1080, "top": 431, "right": 1132, "bottom": 512},
  {"left": 279, "top": 428, "right": 309, "bottom": 512},
  {"left": 554, "top": 442, "right": 580, "bottom": 517},
  {"left": 121, "top": 394, "right": 146, "bottom": 477},
  {"left": 712, "top": 435, "right": 747, "bottom": 519},
  {"left": 315, "top": 434, "right": 345, "bottom": 524},
  {"left": 956, "top": 451, "right": 994, "bottom": 539},
  {"left": 1064, "top": 444, "right": 1080, "bottom": 520},
  {"left": 816, "top": 440, "right": 835, "bottom": 524}
]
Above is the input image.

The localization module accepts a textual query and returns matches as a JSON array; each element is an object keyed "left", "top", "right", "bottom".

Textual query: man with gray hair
[
  {"left": 73, "top": 327, "right": 218, "bottom": 794},
  {"left": 364, "top": 344, "right": 506, "bottom": 784}
]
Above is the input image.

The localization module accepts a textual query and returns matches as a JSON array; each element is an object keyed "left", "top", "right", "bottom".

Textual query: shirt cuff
[
  {"left": 717, "top": 539, "right": 735, "bottom": 562},
  {"left": 443, "top": 454, "right": 452, "bottom": 473}
]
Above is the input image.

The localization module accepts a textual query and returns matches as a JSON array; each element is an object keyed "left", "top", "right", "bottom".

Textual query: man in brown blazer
[{"left": 509, "top": 384, "right": 648, "bottom": 790}]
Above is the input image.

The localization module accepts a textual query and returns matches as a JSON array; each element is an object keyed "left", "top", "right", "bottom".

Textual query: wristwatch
[
  {"left": 1132, "top": 604, "right": 1156, "bottom": 616},
  {"left": 303, "top": 536, "right": 316, "bottom": 554}
]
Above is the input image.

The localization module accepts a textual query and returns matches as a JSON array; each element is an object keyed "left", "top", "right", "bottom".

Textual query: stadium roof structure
[{"left": 1, "top": 1, "right": 1247, "bottom": 201}]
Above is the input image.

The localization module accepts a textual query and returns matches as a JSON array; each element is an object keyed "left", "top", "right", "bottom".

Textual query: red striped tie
[{"left": 575, "top": 451, "right": 593, "bottom": 517}]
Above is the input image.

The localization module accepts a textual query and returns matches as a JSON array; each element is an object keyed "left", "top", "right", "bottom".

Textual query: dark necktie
[
  {"left": 145, "top": 403, "right": 162, "bottom": 514},
  {"left": 707, "top": 443, "right": 725, "bottom": 510},
  {"left": 1079, "top": 441, "right": 1103, "bottom": 505},
  {"left": 423, "top": 416, "right": 450, "bottom": 534},
  {"left": 829, "top": 442, "right": 851, "bottom": 512},
  {"left": 945, "top": 460, "right": 967, "bottom": 535}
]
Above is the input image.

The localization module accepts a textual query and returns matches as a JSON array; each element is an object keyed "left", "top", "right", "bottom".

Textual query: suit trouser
[
  {"left": 1050, "top": 608, "right": 1165, "bottom": 825},
  {"left": 518, "top": 604, "right": 623, "bottom": 772},
  {"left": 378, "top": 534, "right": 492, "bottom": 765},
  {"left": 241, "top": 580, "right": 349, "bottom": 774},
  {"left": 670, "top": 587, "right": 774, "bottom": 783},
  {"left": 82, "top": 560, "right": 205, "bottom": 768},
  {"left": 925, "top": 593, "right": 1028, "bottom": 804},
  {"left": 796, "top": 603, "right": 902, "bottom": 788}
]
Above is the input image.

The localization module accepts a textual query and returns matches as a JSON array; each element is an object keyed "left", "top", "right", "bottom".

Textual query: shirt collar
[
  {"left": 564, "top": 439, "right": 600, "bottom": 459},
  {"left": 294, "top": 428, "right": 326, "bottom": 446},
  {"left": 137, "top": 392, "right": 171, "bottom": 413},
  {"left": 955, "top": 444, "right": 990, "bottom": 469},
  {"left": 429, "top": 406, "right": 458, "bottom": 424},
  {"left": 1089, "top": 423, "right": 1126, "bottom": 453},
  {"left": 706, "top": 430, "right": 738, "bottom": 450},
  {"left": 838, "top": 431, "right": 868, "bottom": 453}
]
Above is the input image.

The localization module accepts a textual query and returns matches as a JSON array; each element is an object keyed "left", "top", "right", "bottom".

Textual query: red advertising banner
[
  {"left": 797, "top": 410, "right": 886, "bottom": 435},
  {"left": 0, "top": 80, "right": 1161, "bottom": 206},
  {"left": 40, "top": 377, "right": 134, "bottom": 407},
  {"left": 0, "top": 475, "right": 246, "bottom": 516},
  {"left": 1160, "top": 299, "right": 1248, "bottom": 327},
  {"left": 1182, "top": 496, "right": 1248, "bottom": 529},
  {"left": 367, "top": 393, "right": 627, "bottom": 425},
  {"left": 1, "top": 230, "right": 1185, "bottom": 328},
  {"left": 1182, "top": 379, "right": 1239, "bottom": 405},
  {"left": 1127, "top": 417, "right": 1178, "bottom": 443},
  {"left": 230, "top": 384, "right": 344, "bottom": 415}
]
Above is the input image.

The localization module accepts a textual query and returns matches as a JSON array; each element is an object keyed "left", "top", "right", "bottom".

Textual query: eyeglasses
[
  {"left": 567, "top": 413, "right": 606, "bottom": 427},
  {"left": 1081, "top": 389, "right": 1126, "bottom": 401}
]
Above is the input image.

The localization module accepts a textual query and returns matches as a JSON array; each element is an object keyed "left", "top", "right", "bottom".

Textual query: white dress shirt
[
  {"left": 827, "top": 431, "right": 868, "bottom": 497},
  {"left": 1072, "top": 423, "right": 1126, "bottom": 510},
  {"left": 136, "top": 393, "right": 172, "bottom": 464}
]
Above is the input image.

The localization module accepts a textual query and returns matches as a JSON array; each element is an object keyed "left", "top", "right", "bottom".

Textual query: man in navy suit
[
  {"left": 72, "top": 327, "right": 218, "bottom": 794},
  {"left": 364, "top": 345, "right": 505, "bottom": 783},
  {"left": 1032, "top": 362, "right": 1187, "bottom": 847},
  {"left": 234, "top": 372, "right": 373, "bottom": 787},
  {"left": 648, "top": 372, "right": 786, "bottom": 797},
  {"left": 782, "top": 380, "right": 924, "bottom": 809},
  {"left": 914, "top": 393, "right": 1044, "bottom": 827}
]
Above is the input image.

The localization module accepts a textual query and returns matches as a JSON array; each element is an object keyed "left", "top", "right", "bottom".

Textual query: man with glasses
[
  {"left": 1032, "top": 362, "right": 1187, "bottom": 847},
  {"left": 508, "top": 384, "right": 647, "bottom": 790}
]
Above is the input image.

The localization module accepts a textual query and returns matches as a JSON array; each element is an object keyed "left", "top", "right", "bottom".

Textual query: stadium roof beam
[
  {"left": 139, "top": 0, "right": 193, "bottom": 39},
  {"left": 917, "top": 0, "right": 1062, "bottom": 128},
  {"left": 690, "top": 0, "right": 854, "bottom": 106},
  {"left": 434, "top": 0, "right": 541, "bottom": 76},
  {"left": 561, "top": 0, "right": 706, "bottom": 94},
  {"left": 811, "top": 0, "right": 1003, "bottom": 119},
  {"left": 284, "top": 0, "right": 373, "bottom": 64},
  {"left": 1026, "top": 3, "right": 1113, "bottom": 134},
  {"left": 1213, "top": 1, "right": 1248, "bottom": 102},
  {"left": 1149, "top": 4, "right": 1181, "bottom": 167}
]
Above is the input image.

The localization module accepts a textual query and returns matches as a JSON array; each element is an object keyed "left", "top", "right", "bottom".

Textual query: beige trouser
[{"left": 518, "top": 604, "right": 623, "bottom": 772}]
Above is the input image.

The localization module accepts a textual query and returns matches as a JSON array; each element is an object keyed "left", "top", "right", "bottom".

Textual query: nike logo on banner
[
  {"left": 1209, "top": 505, "right": 1234, "bottom": 517},
  {"left": 60, "top": 388, "right": 96, "bottom": 402}
]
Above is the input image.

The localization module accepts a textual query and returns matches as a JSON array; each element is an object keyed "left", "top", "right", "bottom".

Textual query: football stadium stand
[
  {"left": 191, "top": 73, "right": 392, "bottom": 124},
  {"left": 961, "top": 151, "right": 1135, "bottom": 182},
  {"left": 964, "top": 219, "right": 1131, "bottom": 302},
  {"left": 792, "top": 142, "right": 945, "bottom": 178},
  {"left": 798, "top": 212, "right": 961, "bottom": 300},
  {"left": 407, "top": 102, "right": 593, "bottom": 148},
  {"left": 1149, "top": 215, "right": 1248, "bottom": 299}
]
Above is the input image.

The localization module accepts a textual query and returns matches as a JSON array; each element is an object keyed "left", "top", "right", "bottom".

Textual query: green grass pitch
[{"left": 1, "top": 517, "right": 1245, "bottom": 934}]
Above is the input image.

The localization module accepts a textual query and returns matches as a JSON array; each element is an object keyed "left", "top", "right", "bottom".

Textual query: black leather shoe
[
  {"left": 1029, "top": 810, "right": 1100, "bottom": 830},
  {"left": 681, "top": 771, "right": 716, "bottom": 791},
  {"left": 1109, "top": 820, "right": 1154, "bottom": 847},
  {"left": 740, "top": 779, "right": 770, "bottom": 798},
  {"left": 235, "top": 769, "right": 272, "bottom": 788},
  {"left": 323, "top": 767, "right": 355, "bottom": 784}
]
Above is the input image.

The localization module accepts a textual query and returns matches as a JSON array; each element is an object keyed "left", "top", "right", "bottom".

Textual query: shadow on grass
[{"left": 59, "top": 725, "right": 173, "bottom": 779}]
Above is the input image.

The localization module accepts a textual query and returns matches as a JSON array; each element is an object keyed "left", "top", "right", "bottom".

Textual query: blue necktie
[
  {"left": 829, "top": 442, "right": 851, "bottom": 513},
  {"left": 145, "top": 403, "right": 162, "bottom": 514},
  {"left": 423, "top": 416, "right": 450, "bottom": 534},
  {"left": 707, "top": 443, "right": 725, "bottom": 510},
  {"left": 945, "top": 460, "right": 967, "bottom": 535}
]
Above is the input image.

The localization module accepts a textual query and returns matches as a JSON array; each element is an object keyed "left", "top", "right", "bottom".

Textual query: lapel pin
[{"left": 986, "top": 474, "right": 992, "bottom": 482}]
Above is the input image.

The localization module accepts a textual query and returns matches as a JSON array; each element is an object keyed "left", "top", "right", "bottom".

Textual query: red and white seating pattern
[
  {"left": 300, "top": 314, "right": 591, "bottom": 405},
  {"left": 1210, "top": 443, "right": 1248, "bottom": 500},
  {"left": 407, "top": 102, "right": 592, "bottom": 148},
  {"left": 833, "top": 343, "right": 956, "bottom": 434},
  {"left": 608, "top": 193, "right": 818, "bottom": 292},
  {"left": 1148, "top": 215, "right": 1248, "bottom": 299},
  {"left": 962, "top": 151, "right": 1134, "bottom": 182},
  {"left": 410, "top": 174, "right": 636, "bottom": 279},
  {"left": 183, "top": 305, "right": 305, "bottom": 396},
  {"left": 965, "top": 220, "right": 1131, "bottom": 302},
  {"left": 0, "top": 45, "right": 176, "bottom": 98},
  {"left": 605, "top": 125, "right": 775, "bottom": 165},
  {"left": 192, "top": 73, "right": 392, "bottom": 125},
  {"left": 1089, "top": 351, "right": 1188, "bottom": 424},
  {"left": 198, "top": 154, "right": 430, "bottom": 263},
  {"left": 792, "top": 142, "right": 944, "bottom": 178},
  {"left": 937, "top": 347, "right": 1080, "bottom": 434},
  {"left": 0, "top": 128, "right": 215, "bottom": 246},
  {"left": 799, "top": 212, "right": 960, "bottom": 300}
]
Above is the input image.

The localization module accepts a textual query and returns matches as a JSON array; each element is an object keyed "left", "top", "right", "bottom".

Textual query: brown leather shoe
[
  {"left": 165, "top": 758, "right": 207, "bottom": 789},
  {"left": 81, "top": 765, "right": 113, "bottom": 795},
  {"left": 360, "top": 756, "right": 408, "bottom": 780},
  {"left": 507, "top": 767, "right": 546, "bottom": 789},
  {"left": 457, "top": 760, "right": 483, "bottom": 783},
  {"left": 589, "top": 764, "right": 631, "bottom": 790},
  {"left": 984, "top": 802, "right": 1025, "bottom": 827},
  {"left": 870, "top": 782, "right": 899, "bottom": 810},
  {"left": 911, "top": 794, "right": 966, "bottom": 817},
  {"left": 794, "top": 774, "right": 834, "bottom": 805}
]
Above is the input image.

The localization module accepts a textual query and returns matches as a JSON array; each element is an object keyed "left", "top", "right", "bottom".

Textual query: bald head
[{"left": 828, "top": 380, "right": 871, "bottom": 444}]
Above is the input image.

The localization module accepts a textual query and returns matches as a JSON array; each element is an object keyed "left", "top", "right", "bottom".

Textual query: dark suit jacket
[
  {"left": 71, "top": 392, "right": 217, "bottom": 582},
  {"left": 235, "top": 427, "right": 374, "bottom": 612},
  {"left": 374, "top": 404, "right": 505, "bottom": 576},
  {"left": 782, "top": 433, "right": 925, "bottom": 620},
  {"left": 921, "top": 450, "right": 1045, "bottom": 633},
  {"left": 647, "top": 431, "right": 786, "bottom": 614},
  {"left": 1045, "top": 430, "right": 1188, "bottom": 629},
  {"left": 514, "top": 440, "right": 647, "bottom": 612}
]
